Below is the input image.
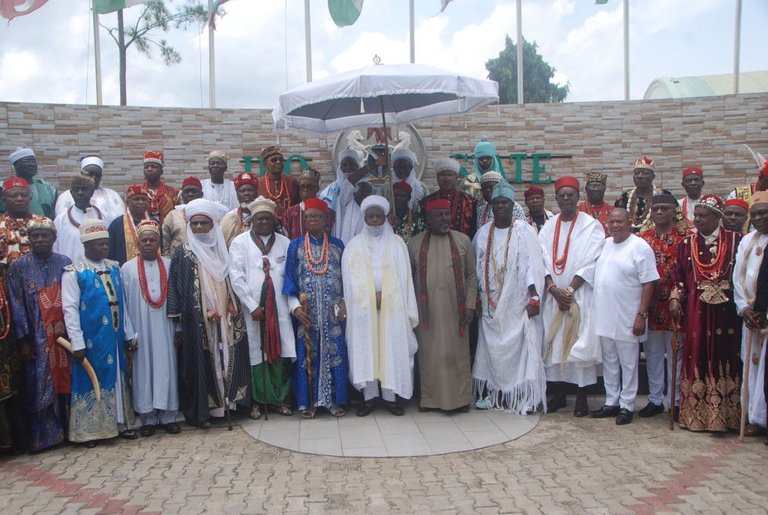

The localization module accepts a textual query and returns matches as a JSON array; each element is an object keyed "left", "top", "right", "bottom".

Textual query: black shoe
[
  {"left": 119, "top": 430, "right": 138, "bottom": 440},
  {"left": 573, "top": 390, "right": 589, "bottom": 418},
  {"left": 547, "top": 394, "right": 567, "bottom": 412},
  {"left": 589, "top": 405, "right": 619, "bottom": 418},
  {"left": 198, "top": 420, "right": 212, "bottom": 429},
  {"left": 356, "top": 402, "right": 376, "bottom": 417},
  {"left": 616, "top": 408, "right": 633, "bottom": 425},
  {"left": 638, "top": 402, "right": 664, "bottom": 418}
]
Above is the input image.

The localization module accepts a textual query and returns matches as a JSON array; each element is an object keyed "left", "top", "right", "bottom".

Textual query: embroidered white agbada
[
  {"left": 332, "top": 180, "right": 365, "bottom": 244},
  {"left": 121, "top": 256, "right": 179, "bottom": 415},
  {"left": 733, "top": 230, "right": 768, "bottom": 428},
  {"left": 53, "top": 206, "right": 103, "bottom": 262},
  {"left": 343, "top": 216, "right": 419, "bottom": 398},
  {"left": 539, "top": 212, "right": 605, "bottom": 386},
  {"left": 55, "top": 188, "right": 124, "bottom": 225},
  {"left": 473, "top": 221, "right": 547, "bottom": 413},
  {"left": 229, "top": 231, "right": 299, "bottom": 366},
  {"left": 202, "top": 179, "right": 239, "bottom": 212}
]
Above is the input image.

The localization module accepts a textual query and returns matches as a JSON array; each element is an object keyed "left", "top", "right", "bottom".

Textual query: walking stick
[
  {"left": 56, "top": 337, "right": 101, "bottom": 402},
  {"left": 740, "top": 329, "right": 755, "bottom": 442},
  {"left": 669, "top": 326, "right": 680, "bottom": 430},
  {"left": 300, "top": 293, "right": 314, "bottom": 418},
  {"left": 215, "top": 322, "right": 233, "bottom": 431},
  {"left": 259, "top": 317, "right": 269, "bottom": 421}
]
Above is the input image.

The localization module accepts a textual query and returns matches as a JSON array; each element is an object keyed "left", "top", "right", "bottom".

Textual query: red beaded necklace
[
  {"left": 137, "top": 256, "right": 168, "bottom": 309},
  {"left": 690, "top": 230, "right": 728, "bottom": 280},
  {"left": 67, "top": 205, "right": 103, "bottom": 228},
  {"left": 304, "top": 231, "right": 330, "bottom": 275},
  {"left": 552, "top": 212, "right": 579, "bottom": 275}
]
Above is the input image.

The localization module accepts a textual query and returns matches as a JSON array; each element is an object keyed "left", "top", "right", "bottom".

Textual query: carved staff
[
  {"left": 56, "top": 336, "right": 101, "bottom": 402},
  {"left": 215, "top": 322, "right": 233, "bottom": 431},
  {"left": 740, "top": 329, "right": 755, "bottom": 442},
  {"left": 669, "top": 325, "right": 680, "bottom": 430},
  {"left": 300, "top": 293, "right": 314, "bottom": 418}
]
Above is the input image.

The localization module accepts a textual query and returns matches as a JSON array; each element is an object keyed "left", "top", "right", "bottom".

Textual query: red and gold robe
[
  {"left": 641, "top": 226, "right": 689, "bottom": 331},
  {"left": 578, "top": 200, "right": 611, "bottom": 236},
  {"left": 256, "top": 174, "right": 300, "bottom": 220},
  {"left": 672, "top": 229, "right": 742, "bottom": 432},
  {"left": 421, "top": 189, "right": 477, "bottom": 239},
  {"left": 145, "top": 182, "right": 179, "bottom": 224}
]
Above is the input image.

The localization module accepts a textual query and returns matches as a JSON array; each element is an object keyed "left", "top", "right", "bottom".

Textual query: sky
[{"left": 0, "top": 0, "right": 764, "bottom": 109}]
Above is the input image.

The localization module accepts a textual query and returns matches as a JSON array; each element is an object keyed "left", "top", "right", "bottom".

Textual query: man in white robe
[
  {"left": 55, "top": 155, "right": 124, "bottom": 223},
  {"left": 733, "top": 191, "right": 768, "bottom": 434},
  {"left": 472, "top": 182, "right": 547, "bottom": 414},
  {"left": 54, "top": 175, "right": 106, "bottom": 262},
  {"left": 539, "top": 176, "right": 605, "bottom": 416},
  {"left": 322, "top": 147, "right": 375, "bottom": 244},
  {"left": 589, "top": 208, "right": 659, "bottom": 425},
  {"left": 229, "top": 197, "right": 298, "bottom": 418},
  {"left": 122, "top": 220, "right": 180, "bottom": 436},
  {"left": 202, "top": 151, "right": 239, "bottom": 211},
  {"left": 343, "top": 195, "right": 419, "bottom": 416}
]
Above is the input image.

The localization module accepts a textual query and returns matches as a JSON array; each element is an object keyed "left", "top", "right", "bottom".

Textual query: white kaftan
[
  {"left": 202, "top": 179, "right": 239, "bottom": 212},
  {"left": 53, "top": 206, "right": 104, "bottom": 262}
]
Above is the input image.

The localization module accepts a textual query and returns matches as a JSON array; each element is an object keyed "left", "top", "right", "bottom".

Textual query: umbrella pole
[{"left": 380, "top": 97, "right": 395, "bottom": 210}]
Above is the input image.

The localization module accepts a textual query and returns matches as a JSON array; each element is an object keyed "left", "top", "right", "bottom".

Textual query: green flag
[
  {"left": 94, "top": 0, "right": 146, "bottom": 15},
  {"left": 328, "top": 0, "right": 363, "bottom": 27}
]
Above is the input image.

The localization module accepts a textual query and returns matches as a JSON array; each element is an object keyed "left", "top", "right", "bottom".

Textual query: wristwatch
[{"left": 636, "top": 312, "right": 648, "bottom": 320}]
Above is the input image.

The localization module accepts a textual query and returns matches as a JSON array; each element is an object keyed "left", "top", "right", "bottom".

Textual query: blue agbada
[
  {"left": 7, "top": 252, "right": 72, "bottom": 452},
  {"left": 283, "top": 233, "right": 349, "bottom": 411},
  {"left": 66, "top": 261, "right": 132, "bottom": 442}
]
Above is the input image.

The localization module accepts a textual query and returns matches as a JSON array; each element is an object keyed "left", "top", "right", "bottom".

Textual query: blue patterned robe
[
  {"left": 283, "top": 234, "right": 349, "bottom": 411},
  {"left": 64, "top": 260, "right": 133, "bottom": 442},
  {"left": 8, "top": 252, "right": 72, "bottom": 451}
]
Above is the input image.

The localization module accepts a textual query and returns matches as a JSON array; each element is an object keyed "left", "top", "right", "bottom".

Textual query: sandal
[
  {"left": 329, "top": 406, "right": 346, "bottom": 418},
  {"left": 272, "top": 405, "right": 293, "bottom": 416},
  {"left": 385, "top": 402, "right": 404, "bottom": 416},
  {"left": 139, "top": 425, "right": 156, "bottom": 437},
  {"left": 248, "top": 406, "right": 262, "bottom": 420},
  {"left": 301, "top": 409, "right": 314, "bottom": 419}
]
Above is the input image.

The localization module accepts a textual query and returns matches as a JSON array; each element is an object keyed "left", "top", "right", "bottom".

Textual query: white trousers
[
  {"left": 600, "top": 337, "right": 639, "bottom": 411},
  {"left": 644, "top": 330, "right": 682, "bottom": 408},
  {"left": 362, "top": 381, "right": 396, "bottom": 402},
  {"left": 741, "top": 328, "right": 767, "bottom": 428}
]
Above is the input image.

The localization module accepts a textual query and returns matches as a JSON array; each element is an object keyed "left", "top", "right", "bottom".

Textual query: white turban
[
  {"left": 80, "top": 156, "right": 104, "bottom": 171},
  {"left": 339, "top": 147, "right": 362, "bottom": 164},
  {"left": 433, "top": 157, "right": 460, "bottom": 175},
  {"left": 391, "top": 148, "right": 416, "bottom": 165},
  {"left": 184, "top": 198, "right": 229, "bottom": 223},
  {"left": 9, "top": 147, "right": 34, "bottom": 164},
  {"left": 360, "top": 194, "right": 390, "bottom": 217}
]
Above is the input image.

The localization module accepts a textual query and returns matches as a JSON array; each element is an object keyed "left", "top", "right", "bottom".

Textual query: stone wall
[{"left": 1, "top": 93, "right": 767, "bottom": 203}]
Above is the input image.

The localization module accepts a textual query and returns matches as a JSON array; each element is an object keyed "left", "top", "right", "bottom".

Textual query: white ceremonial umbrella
[{"left": 273, "top": 62, "right": 499, "bottom": 134}]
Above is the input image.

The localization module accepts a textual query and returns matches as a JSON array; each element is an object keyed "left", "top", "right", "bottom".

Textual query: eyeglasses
[{"left": 269, "top": 157, "right": 284, "bottom": 164}]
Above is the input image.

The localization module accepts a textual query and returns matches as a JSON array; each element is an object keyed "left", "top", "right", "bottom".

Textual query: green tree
[
  {"left": 486, "top": 35, "right": 569, "bottom": 104},
  {"left": 101, "top": 0, "right": 209, "bottom": 105}
]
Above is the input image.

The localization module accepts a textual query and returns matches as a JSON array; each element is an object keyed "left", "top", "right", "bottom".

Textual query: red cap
[
  {"left": 125, "top": 184, "right": 148, "bottom": 199},
  {"left": 760, "top": 159, "right": 768, "bottom": 178},
  {"left": 393, "top": 181, "right": 412, "bottom": 194},
  {"left": 425, "top": 199, "right": 451, "bottom": 212},
  {"left": 2, "top": 177, "right": 29, "bottom": 191},
  {"left": 143, "top": 150, "right": 164, "bottom": 165},
  {"left": 304, "top": 198, "right": 328, "bottom": 213},
  {"left": 181, "top": 176, "right": 203, "bottom": 189},
  {"left": 234, "top": 172, "right": 258, "bottom": 190},
  {"left": 682, "top": 166, "right": 703, "bottom": 178},
  {"left": 724, "top": 198, "right": 749, "bottom": 211},
  {"left": 554, "top": 176, "right": 580, "bottom": 192},
  {"left": 524, "top": 186, "right": 544, "bottom": 199}
]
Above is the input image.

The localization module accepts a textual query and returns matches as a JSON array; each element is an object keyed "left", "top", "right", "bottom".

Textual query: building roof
[{"left": 643, "top": 70, "right": 768, "bottom": 99}]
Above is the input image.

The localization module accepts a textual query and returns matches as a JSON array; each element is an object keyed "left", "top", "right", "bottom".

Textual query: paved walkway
[{"left": 1, "top": 396, "right": 767, "bottom": 514}]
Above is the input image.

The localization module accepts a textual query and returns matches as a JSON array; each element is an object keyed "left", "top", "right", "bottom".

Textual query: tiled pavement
[{"left": 1, "top": 396, "right": 767, "bottom": 514}]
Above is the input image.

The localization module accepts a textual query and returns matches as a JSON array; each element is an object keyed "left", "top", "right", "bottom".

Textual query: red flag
[{"left": 0, "top": 0, "right": 49, "bottom": 21}]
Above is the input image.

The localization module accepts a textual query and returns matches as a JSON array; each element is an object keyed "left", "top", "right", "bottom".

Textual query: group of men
[{"left": 1, "top": 140, "right": 766, "bottom": 455}]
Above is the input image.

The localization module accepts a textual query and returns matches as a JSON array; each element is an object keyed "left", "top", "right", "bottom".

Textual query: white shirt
[
  {"left": 55, "top": 188, "right": 124, "bottom": 225},
  {"left": 53, "top": 206, "right": 103, "bottom": 262},
  {"left": 593, "top": 234, "right": 660, "bottom": 343}
]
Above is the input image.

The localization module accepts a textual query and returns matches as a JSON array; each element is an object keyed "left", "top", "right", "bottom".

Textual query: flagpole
[
  {"left": 304, "top": 0, "right": 312, "bottom": 82},
  {"left": 409, "top": 0, "right": 415, "bottom": 63},
  {"left": 733, "top": 0, "right": 741, "bottom": 95},
  {"left": 92, "top": 1, "right": 103, "bottom": 105},
  {"left": 623, "top": 0, "right": 629, "bottom": 101},
  {"left": 208, "top": 0, "right": 216, "bottom": 108},
  {"left": 516, "top": 0, "right": 523, "bottom": 104}
]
